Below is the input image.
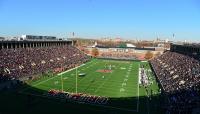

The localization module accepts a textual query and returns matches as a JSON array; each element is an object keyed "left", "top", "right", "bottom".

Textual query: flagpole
[{"left": 76, "top": 66, "right": 78, "bottom": 94}]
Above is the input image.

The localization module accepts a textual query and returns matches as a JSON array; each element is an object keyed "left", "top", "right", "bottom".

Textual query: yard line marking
[
  {"left": 19, "top": 63, "right": 91, "bottom": 93},
  {"left": 94, "top": 74, "right": 112, "bottom": 93},
  {"left": 137, "top": 63, "right": 140, "bottom": 112},
  {"left": 64, "top": 61, "right": 103, "bottom": 92},
  {"left": 19, "top": 60, "right": 140, "bottom": 112},
  {"left": 33, "top": 64, "right": 86, "bottom": 87},
  {"left": 35, "top": 61, "right": 97, "bottom": 87},
  {"left": 94, "top": 62, "right": 118, "bottom": 93}
]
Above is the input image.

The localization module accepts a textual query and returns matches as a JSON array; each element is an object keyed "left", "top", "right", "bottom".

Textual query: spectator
[
  {"left": 150, "top": 51, "right": 200, "bottom": 113},
  {"left": 0, "top": 45, "right": 90, "bottom": 82}
]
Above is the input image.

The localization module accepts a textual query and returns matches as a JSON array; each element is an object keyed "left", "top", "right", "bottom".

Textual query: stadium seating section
[
  {"left": 150, "top": 51, "right": 200, "bottom": 112},
  {"left": 0, "top": 45, "right": 89, "bottom": 83}
]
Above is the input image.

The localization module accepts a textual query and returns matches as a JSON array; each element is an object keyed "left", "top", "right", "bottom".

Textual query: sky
[{"left": 0, "top": 0, "right": 200, "bottom": 42}]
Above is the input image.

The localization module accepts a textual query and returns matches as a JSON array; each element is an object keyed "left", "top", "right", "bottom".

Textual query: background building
[{"left": 20, "top": 35, "right": 57, "bottom": 41}]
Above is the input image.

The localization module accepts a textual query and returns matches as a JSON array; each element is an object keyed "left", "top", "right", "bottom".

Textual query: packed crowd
[
  {"left": 100, "top": 52, "right": 137, "bottom": 60},
  {"left": 150, "top": 51, "right": 200, "bottom": 113},
  {"left": 0, "top": 45, "right": 89, "bottom": 83},
  {"left": 47, "top": 89, "right": 109, "bottom": 105}
]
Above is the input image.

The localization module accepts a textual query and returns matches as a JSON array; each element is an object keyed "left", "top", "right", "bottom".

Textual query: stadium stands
[
  {"left": 47, "top": 89, "right": 109, "bottom": 105},
  {"left": 100, "top": 52, "right": 137, "bottom": 60},
  {"left": 1, "top": 40, "right": 199, "bottom": 113},
  {"left": 0, "top": 45, "right": 89, "bottom": 83},
  {"left": 150, "top": 51, "right": 200, "bottom": 113}
]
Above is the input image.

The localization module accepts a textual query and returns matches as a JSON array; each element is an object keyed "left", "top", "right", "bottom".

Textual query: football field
[{"left": 19, "top": 59, "right": 160, "bottom": 113}]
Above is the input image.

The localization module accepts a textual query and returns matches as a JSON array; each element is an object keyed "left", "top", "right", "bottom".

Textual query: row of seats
[
  {"left": 0, "top": 45, "right": 90, "bottom": 83},
  {"left": 150, "top": 51, "right": 200, "bottom": 113}
]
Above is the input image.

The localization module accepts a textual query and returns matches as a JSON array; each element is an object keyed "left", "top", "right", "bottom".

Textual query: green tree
[
  {"left": 92, "top": 48, "right": 99, "bottom": 57},
  {"left": 145, "top": 51, "right": 153, "bottom": 60},
  {"left": 155, "top": 52, "right": 161, "bottom": 57}
]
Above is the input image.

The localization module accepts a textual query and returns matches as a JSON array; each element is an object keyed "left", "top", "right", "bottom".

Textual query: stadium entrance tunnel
[{"left": 0, "top": 83, "right": 165, "bottom": 114}]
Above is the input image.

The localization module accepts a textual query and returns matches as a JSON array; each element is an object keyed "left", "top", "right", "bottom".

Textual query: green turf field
[
  {"left": 15, "top": 59, "right": 162, "bottom": 114},
  {"left": 23, "top": 59, "right": 139, "bottom": 97}
]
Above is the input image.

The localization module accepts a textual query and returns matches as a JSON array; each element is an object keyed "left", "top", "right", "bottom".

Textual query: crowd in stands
[
  {"left": 47, "top": 89, "right": 109, "bottom": 105},
  {"left": 0, "top": 45, "right": 89, "bottom": 83},
  {"left": 150, "top": 51, "right": 200, "bottom": 113},
  {"left": 100, "top": 52, "right": 137, "bottom": 60}
]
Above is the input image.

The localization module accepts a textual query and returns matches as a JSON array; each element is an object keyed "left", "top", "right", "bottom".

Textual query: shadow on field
[{"left": 0, "top": 83, "right": 164, "bottom": 114}]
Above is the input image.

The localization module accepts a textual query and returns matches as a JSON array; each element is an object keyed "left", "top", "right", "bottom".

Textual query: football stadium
[
  {"left": 0, "top": 40, "right": 199, "bottom": 114},
  {"left": 1, "top": 1, "right": 200, "bottom": 114}
]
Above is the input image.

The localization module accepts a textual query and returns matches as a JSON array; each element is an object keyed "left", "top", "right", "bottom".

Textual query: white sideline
[
  {"left": 137, "top": 63, "right": 140, "bottom": 112},
  {"left": 19, "top": 61, "right": 96, "bottom": 93},
  {"left": 20, "top": 60, "right": 140, "bottom": 112},
  {"left": 39, "top": 62, "right": 140, "bottom": 112},
  {"left": 58, "top": 64, "right": 85, "bottom": 76},
  {"left": 33, "top": 64, "right": 86, "bottom": 87}
]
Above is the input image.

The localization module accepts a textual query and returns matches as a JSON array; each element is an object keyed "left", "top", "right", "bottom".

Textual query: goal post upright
[
  {"left": 61, "top": 73, "right": 64, "bottom": 92},
  {"left": 76, "top": 66, "right": 78, "bottom": 94}
]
